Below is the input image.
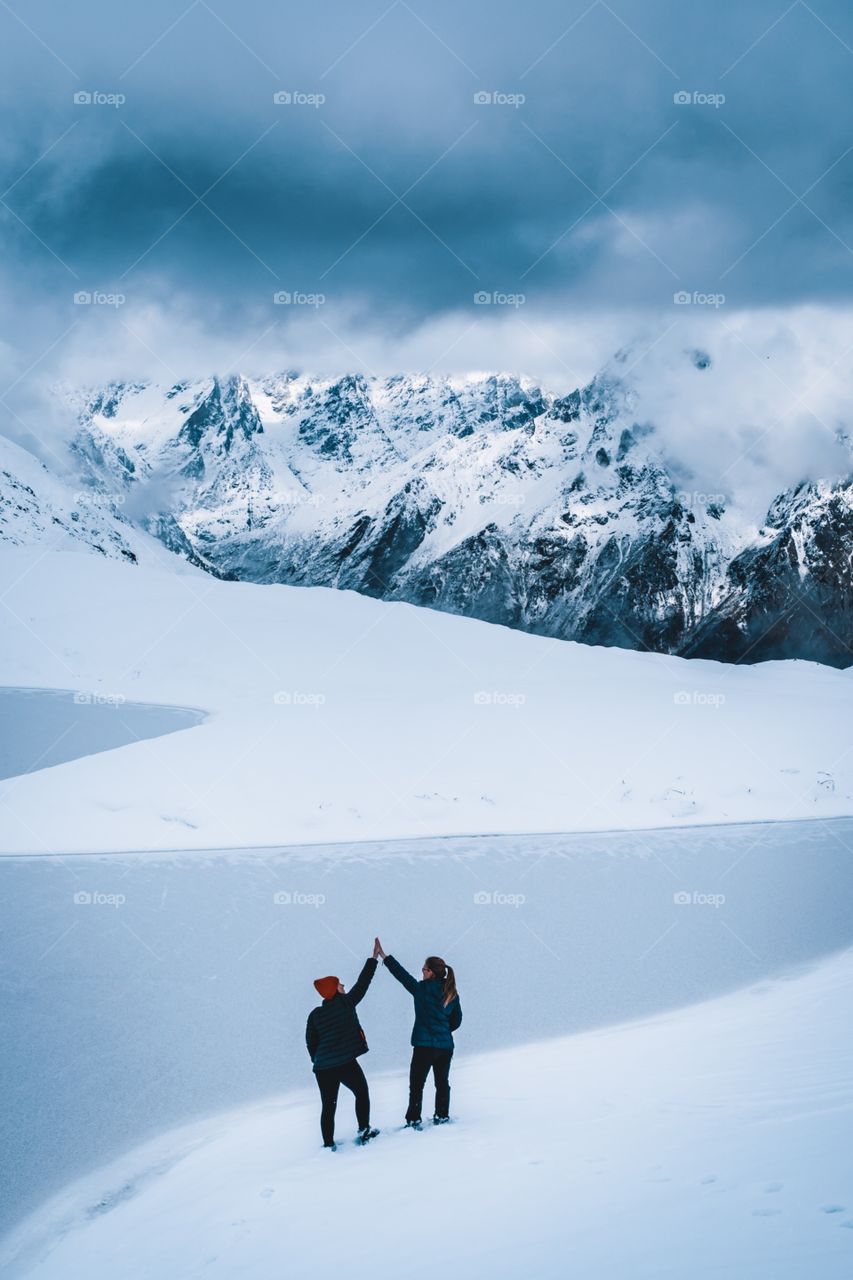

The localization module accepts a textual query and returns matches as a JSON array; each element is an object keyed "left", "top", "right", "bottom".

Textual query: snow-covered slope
[
  {"left": 63, "top": 365, "right": 853, "bottom": 666},
  {"left": 0, "top": 433, "right": 146, "bottom": 564},
  {"left": 1, "top": 544, "right": 851, "bottom": 855},
  {"left": 5, "top": 946, "right": 852, "bottom": 1279}
]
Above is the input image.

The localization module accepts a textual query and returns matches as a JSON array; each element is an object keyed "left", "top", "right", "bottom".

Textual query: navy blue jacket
[
  {"left": 305, "top": 958, "right": 378, "bottom": 1072},
  {"left": 384, "top": 955, "right": 462, "bottom": 1049}
]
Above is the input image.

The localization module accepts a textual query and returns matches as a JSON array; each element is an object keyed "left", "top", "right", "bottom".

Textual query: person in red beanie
[{"left": 305, "top": 940, "right": 382, "bottom": 1149}]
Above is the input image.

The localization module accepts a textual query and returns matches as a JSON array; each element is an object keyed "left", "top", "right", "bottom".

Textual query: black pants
[
  {"left": 406, "top": 1046, "right": 453, "bottom": 1122},
  {"left": 315, "top": 1059, "right": 370, "bottom": 1146}
]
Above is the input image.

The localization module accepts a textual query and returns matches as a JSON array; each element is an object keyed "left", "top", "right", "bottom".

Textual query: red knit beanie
[{"left": 314, "top": 976, "right": 340, "bottom": 1000}]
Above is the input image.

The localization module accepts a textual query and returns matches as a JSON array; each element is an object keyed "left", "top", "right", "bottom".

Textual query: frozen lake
[
  {"left": 0, "top": 687, "right": 205, "bottom": 781},
  {"left": 2, "top": 817, "right": 853, "bottom": 1236}
]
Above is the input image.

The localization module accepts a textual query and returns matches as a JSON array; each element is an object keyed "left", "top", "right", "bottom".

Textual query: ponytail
[
  {"left": 426, "top": 955, "right": 457, "bottom": 1006},
  {"left": 443, "top": 964, "right": 457, "bottom": 1007}
]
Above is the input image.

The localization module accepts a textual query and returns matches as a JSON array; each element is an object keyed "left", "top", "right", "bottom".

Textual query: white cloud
[{"left": 3, "top": 291, "right": 851, "bottom": 523}]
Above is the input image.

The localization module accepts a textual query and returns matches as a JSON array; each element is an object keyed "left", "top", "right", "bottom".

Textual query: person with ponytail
[{"left": 374, "top": 937, "right": 462, "bottom": 1128}]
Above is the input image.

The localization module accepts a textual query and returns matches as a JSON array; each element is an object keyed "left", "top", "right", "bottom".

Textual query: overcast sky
[{"left": 2, "top": 0, "right": 853, "bottom": 502}]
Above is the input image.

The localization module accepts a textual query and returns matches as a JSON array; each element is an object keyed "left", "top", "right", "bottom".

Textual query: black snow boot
[
  {"left": 357, "top": 1127, "right": 379, "bottom": 1145},
  {"left": 433, "top": 1116, "right": 450, "bottom": 1125}
]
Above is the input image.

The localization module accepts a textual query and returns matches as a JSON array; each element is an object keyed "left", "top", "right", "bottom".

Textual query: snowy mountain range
[
  {"left": 0, "top": 433, "right": 146, "bottom": 565},
  {"left": 4, "top": 356, "right": 851, "bottom": 666}
]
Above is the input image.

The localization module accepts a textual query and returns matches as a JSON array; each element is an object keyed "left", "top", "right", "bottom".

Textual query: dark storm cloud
[
  {"left": 3, "top": 2, "right": 853, "bottom": 534},
  {"left": 4, "top": 0, "right": 853, "bottom": 330}
]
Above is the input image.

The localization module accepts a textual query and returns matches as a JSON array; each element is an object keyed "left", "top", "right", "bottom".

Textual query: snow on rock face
[
  {"left": 0, "top": 363, "right": 838, "bottom": 667},
  {"left": 685, "top": 480, "right": 853, "bottom": 666},
  {"left": 0, "top": 434, "right": 142, "bottom": 564},
  {"left": 65, "top": 369, "right": 785, "bottom": 658}
]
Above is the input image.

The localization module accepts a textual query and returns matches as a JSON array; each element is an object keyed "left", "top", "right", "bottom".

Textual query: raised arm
[
  {"left": 383, "top": 953, "right": 418, "bottom": 996},
  {"left": 348, "top": 957, "right": 378, "bottom": 1006}
]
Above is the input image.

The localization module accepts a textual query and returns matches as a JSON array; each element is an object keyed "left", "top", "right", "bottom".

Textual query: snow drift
[
  {"left": 1, "top": 544, "right": 852, "bottom": 855},
  {"left": 4, "top": 946, "right": 852, "bottom": 1279}
]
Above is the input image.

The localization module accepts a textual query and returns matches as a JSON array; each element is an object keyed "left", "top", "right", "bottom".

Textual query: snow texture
[
  {"left": 3, "top": 945, "right": 852, "bottom": 1279},
  {"left": 1, "top": 545, "right": 852, "bottom": 854}
]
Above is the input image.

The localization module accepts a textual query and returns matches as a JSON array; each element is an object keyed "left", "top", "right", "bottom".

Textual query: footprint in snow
[
  {"left": 752, "top": 1208, "right": 782, "bottom": 1217},
  {"left": 700, "top": 1176, "right": 718, "bottom": 1185},
  {"left": 764, "top": 1182, "right": 783, "bottom": 1193},
  {"left": 86, "top": 1181, "right": 137, "bottom": 1218},
  {"left": 820, "top": 1205, "right": 846, "bottom": 1214},
  {"left": 260, "top": 1187, "right": 275, "bottom": 1199}
]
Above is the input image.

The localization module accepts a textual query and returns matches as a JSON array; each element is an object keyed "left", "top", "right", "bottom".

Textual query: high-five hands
[{"left": 373, "top": 936, "right": 386, "bottom": 960}]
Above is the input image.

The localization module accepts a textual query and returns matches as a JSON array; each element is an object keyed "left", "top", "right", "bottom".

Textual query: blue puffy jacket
[{"left": 384, "top": 955, "right": 462, "bottom": 1049}]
